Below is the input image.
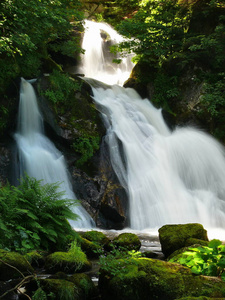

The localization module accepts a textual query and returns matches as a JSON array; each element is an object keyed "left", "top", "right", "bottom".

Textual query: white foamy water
[
  {"left": 91, "top": 85, "right": 225, "bottom": 232},
  {"left": 14, "top": 78, "right": 95, "bottom": 228},
  {"left": 79, "top": 20, "right": 134, "bottom": 85}
]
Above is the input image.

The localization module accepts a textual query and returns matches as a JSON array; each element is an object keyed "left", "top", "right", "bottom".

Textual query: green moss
[
  {"left": 40, "top": 279, "right": 79, "bottom": 300},
  {"left": 185, "top": 238, "right": 209, "bottom": 248},
  {"left": 79, "top": 237, "right": 102, "bottom": 259},
  {"left": 112, "top": 233, "right": 141, "bottom": 251},
  {"left": 0, "top": 250, "right": 34, "bottom": 280},
  {"left": 99, "top": 257, "right": 225, "bottom": 300},
  {"left": 68, "top": 273, "right": 97, "bottom": 299},
  {"left": 82, "top": 230, "right": 110, "bottom": 246},
  {"left": 24, "top": 251, "right": 45, "bottom": 267},
  {"left": 158, "top": 223, "right": 208, "bottom": 257},
  {"left": 45, "top": 250, "right": 91, "bottom": 274}
]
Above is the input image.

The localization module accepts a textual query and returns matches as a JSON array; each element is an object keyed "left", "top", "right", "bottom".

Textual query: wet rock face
[
  {"left": 35, "top": 76, "right": 129, "bottom": 230},
  {"left": 70, "top": 138, "right": 129, "bottom": 229}
]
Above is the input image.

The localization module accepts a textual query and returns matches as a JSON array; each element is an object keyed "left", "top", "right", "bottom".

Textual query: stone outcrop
[
  {"left": 99, "top": 257, "right": 225, "bottom": 300},
  {"left": 158, "top": 223, "right": 208, "bottom": 258}
]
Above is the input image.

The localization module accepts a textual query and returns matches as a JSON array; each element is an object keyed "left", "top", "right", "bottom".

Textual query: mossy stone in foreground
[
  {"left": 68, "top": 273, "right": 98, "bottom": 299},
  {"left": 99, "top": 257, "right": 225, "bottom": 300},
  {"left": 0, "top": 250, "right": 34, "bottom": 280},
  {"left": 81, "top": 230, "right": 110, "bottom": 246},
  {"left": 39, "top": 279, "right": 79, "bottom": 300},
  {"left": 45, "top": 251, "right": 91, "bottom": 273},
  {"left": 158, "top": 223, "right": 208, "bottom": 257},
  {"left": 80, "top": 237, "right": 102, "bottom": 258},
  {"left": 24, "top": 250, "right": 45, "bottom": 268},
  {"left": 112, "top": 233, "right": 141, "bottom": 251}
]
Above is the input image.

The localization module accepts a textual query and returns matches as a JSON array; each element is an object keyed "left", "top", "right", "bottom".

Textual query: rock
[
  {"left": 68, "top": 273, "right": 98, "bottom": 299},
  {"left": 37, "top": 279, "right": 80, "bottom": 300},
  {"left": 158, "top": 223, "right": 208, "bottom": 257},
  {"left": 45, "top": 250, "right": 91, "bottom": 274},
  {"left": 81, "top": 230, "right": 110, "bottom": 246},
  {"left": 185, "top": 238, "right": 209, "bottom": 248},
  {"left": 79, "top": 237, "right": 102, "bottom": 259},
  {"left": 0, "top": 250, "right": 34, "bottom": 281},
  {"left": 99, "top": 257, "right": 225, "bottom": 300},
  {"left": 24, "top": 251, "right": 45, "bottom": 268},
  {"left": 112, "top": 233, "right": 141, "bottom": 251}
]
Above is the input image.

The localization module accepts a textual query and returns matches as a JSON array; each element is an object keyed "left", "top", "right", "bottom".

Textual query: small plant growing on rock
[{"left": 170, "top": 239, "right": 225, "bottom": 280}]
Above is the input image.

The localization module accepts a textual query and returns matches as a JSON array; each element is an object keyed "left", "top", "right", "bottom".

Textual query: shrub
[
  {"left": 0, "top": 175, "right": 78, "bottom": 252},
  {"left": 169, "top": 239, "right": 225, "bottom": 281}
]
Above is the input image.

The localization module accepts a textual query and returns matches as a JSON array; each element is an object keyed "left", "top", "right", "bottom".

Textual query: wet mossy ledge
[{"left": 1, "top": 224, "right": 225, "bottom": 299}]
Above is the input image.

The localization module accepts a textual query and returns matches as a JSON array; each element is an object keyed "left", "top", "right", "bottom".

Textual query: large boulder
[
  {"left": 99, "top": 257, "right": 225, "bottom": 300},
  {"left": 45, "top": 250, "right": 91, "bottom": 274},
  {"left": 112, "top": 233, "right": 141, "bottom": 251},
  {"left": 158, "top": 223, "right": 208, "bottom": 257},
  {"left": 0, "top": 250, "right": 34, "bottom": 281}
]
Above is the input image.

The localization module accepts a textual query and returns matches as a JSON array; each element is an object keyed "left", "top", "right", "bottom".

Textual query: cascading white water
[
  {"left": 79, "top": 21, "right": 225, "bottom": 232},
  {"left": 91, "top": 85, "right": 225, "bottom": 230},
  {"left": 79, "top": 20, "right": 134, "bottom": 85},
  {"left": 14, "top": 78, "right": 94, "bottom": 228}
]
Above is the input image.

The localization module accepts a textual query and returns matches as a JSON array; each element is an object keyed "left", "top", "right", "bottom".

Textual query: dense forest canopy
[{"left": 0, "top": 0, "right": 225, "bottom": 139}]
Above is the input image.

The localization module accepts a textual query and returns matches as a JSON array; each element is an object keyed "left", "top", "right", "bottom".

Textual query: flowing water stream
[
  {"left": 14, "top": 78, "right": 94, "bottom": 228},
  {"left": 14, "top": 20, "right": 225, "bottom": 237},
  {"left": 80, "top": 20, "right": 225, "bottom": 236}
]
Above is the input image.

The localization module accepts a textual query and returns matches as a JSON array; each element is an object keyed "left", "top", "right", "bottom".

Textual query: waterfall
[
  {"left": 78, "top": 20, "right": 134, "bottom": 85},
  {"left": 14, "top": 78, "right": 95, "bottom": 228},
  {"left": 80, "top": 20, "right": 225, "bottom": 231},
  {"left": 91, "top": 85, "right": 225, "bottom": 230}
]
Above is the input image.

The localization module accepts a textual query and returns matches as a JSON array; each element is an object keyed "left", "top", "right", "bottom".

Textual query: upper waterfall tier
[{"left": 78, "top": 20, "right": 134, "bottom": 85}]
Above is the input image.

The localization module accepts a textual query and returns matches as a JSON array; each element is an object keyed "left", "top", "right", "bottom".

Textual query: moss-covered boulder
[
  {"left": 82, "top": 230, "right": 110, "bottom": 246},
  {"left": 99, "top": 257, "right": 225, "bottom": 300},
  {"left": 158, "top": 223, "right": 208, "bottom": 257},
  {"left": 185, "top": 238, "right": 209, "bottom": 248},
  {"left": 34, "top": 274, "right": 97, "bottom": 300},
  {"left": 68, "top": 273, "right": 98, "bottom": 299},
  {"left": 45, "top": 250, "right": 91, "bottom": 274},
  {"left": 24, "top": 251, "right": 45, "bottom": 268},
  {"left": 0, "top": 250, "right": 34, "bottom": 281},
  {"left": 37, "top": 279, "right": 80, "bottom": 300},
  {"left": 112, "top": 233, "right": 141, "bottom": 251},
  {"left": 79, "top": 237, "right": 102, "bottom": 259}
]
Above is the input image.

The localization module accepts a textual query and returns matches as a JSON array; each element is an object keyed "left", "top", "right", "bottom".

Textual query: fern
[{"left": 0, "top": 176, "right": 79, "bottom": 253}]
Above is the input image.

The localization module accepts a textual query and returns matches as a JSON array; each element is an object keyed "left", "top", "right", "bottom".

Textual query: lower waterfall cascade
[
  {"left": 14, "top": 78, "right": 95, "bottom": 228},
  {"left": 91, "top": 85, "right": 225, "bottom": 231},
  {"left": 79, "top": 20, "right": 225, "bottom": 233}
]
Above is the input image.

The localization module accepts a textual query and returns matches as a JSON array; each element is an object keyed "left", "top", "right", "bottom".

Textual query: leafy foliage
[
  {"left": 0, "top": 0, "right": 84, "bottom": 93},
  {"left": 113, "top": 0, "right": 190, "bottom": 65},
  {"left": 72, "top": 136, "right": 100, "bottom": 166},
  {"left": 42, "top": 70, "right": 81, "bottom": 105},
  {"left": 99, "top": 246, "right": 142, "bottom": 277},
  {"left": 0, "top": 176, "right": 78, "bottom": 253},
  {"left": 169, "top": 239, "right": 225, "bottom": 281}
]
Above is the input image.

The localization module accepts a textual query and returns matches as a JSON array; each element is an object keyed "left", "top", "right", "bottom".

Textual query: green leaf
[
  {"left": 191, "top": 265, "right": 202, "bottom": 275},
  {"left": 208, "top": 239, "right": 222, "bottom": 249}
]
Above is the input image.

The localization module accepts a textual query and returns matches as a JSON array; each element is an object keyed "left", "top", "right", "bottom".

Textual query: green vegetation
[
  {"left": 0, "top": 0, "right": 84, "bottom": 93},
  {"left": 45, "top": 240, "right": 91, "bottom": 273},
  {"left": 72, "top": 136, "right": 100, "bottom": 166},
  {"left": 170, "top": 239, "right": 225, "bottom": 281},
  {"left": 99, "top": 246, "right": 142, "bottom": 277},
  {"left": 42, "top": 70, "right": 82, "bottom": 106},
  {"left": 0, "top": 175, "right": 78, "bottom": 253}
]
